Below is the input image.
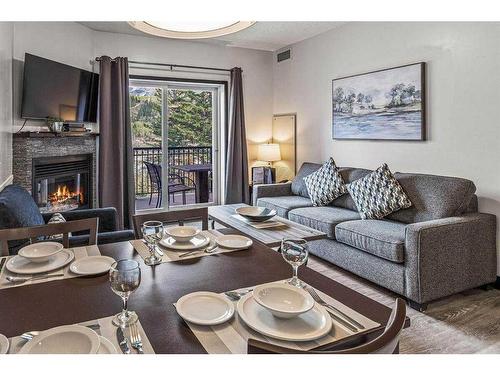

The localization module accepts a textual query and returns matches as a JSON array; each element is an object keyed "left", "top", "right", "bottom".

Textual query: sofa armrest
[
  {"left": 43, "top": 207, "right": 118, "bottom": 233},
  {"left": 404, "top": 213, "right": 497, "bottom": 303},
  {"left": 252, "top": 183, "right": 293, "bottom": 206}
]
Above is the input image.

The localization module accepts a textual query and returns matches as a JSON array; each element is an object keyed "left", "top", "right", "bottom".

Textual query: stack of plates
[
  {"left": 176, "top": 284, "right": 332, "bottom": 342},
  {"left": 17, "top": 325, "right": 117, "bottom": 354},
  {"left": 6, "top": 242, "right": 115, "bottom": 277}
]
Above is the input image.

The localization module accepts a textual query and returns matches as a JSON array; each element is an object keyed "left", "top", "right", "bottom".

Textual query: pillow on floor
[
  {"left": 346, "top": 163, "right": 412, "bottom": 219},
  {"left": 303, "top": 158, "right": 347, "bottom": 206}
]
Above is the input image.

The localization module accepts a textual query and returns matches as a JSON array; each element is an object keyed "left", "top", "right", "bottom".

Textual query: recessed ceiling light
[{"left": 128, "top": 21, "right": 255, "bottom": 39}]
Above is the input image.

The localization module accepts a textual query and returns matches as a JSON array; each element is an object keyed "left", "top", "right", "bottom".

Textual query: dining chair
[
  {"left": 247, "top": 298, "right": 407, "bottom": 354},
  {"left": 132, "top": 207, "right": 209, "bottom": 239},
  {"left": 0, "top": 217, "right": 99, "bottom": 256}
]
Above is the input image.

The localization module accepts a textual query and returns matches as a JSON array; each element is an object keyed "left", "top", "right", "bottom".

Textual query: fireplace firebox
[{"left": 32, "top": 154, "right": 93, "bottom": 213}]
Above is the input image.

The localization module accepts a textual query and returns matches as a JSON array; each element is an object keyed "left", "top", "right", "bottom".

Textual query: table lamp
[{"left": 253, "top": 143, "right": 281, "bottom": 184}]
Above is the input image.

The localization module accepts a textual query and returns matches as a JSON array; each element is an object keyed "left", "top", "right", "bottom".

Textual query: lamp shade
[{"left": 258, "top": 143, "right": 281, "bottom": 162}]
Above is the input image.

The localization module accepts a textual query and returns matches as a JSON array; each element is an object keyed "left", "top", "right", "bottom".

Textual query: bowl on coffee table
[
  {"left": 165, "top": 226, "right": 201, "bottom": 243},
  {"left": 253, "top": 283, "right": 315, "bottom": 319},
  {"left": 235, "top": 206, "right": 276, "bottom": 222}
]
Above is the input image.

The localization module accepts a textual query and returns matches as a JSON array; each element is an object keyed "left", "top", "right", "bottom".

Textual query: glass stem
[
  {"left": 292, "top": 265, "right": 298, "bottom": 280},
  {"left": 122, "top": 297, "right": 128, "bottom": 317}
]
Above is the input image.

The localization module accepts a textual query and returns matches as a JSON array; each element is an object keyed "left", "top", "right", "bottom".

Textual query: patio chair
[{"left": 143, "top": 161, "right": 196, "bottom": 208}]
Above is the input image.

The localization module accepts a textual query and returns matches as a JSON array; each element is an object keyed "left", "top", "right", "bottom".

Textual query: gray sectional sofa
[{"left": 253, "top": 162, "right": 497, "bottom": 310}]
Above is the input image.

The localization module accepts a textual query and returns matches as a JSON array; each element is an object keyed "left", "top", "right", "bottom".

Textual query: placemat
[
  {"left": 178, "top": 280, "right": 381, "bottom": 354},
  {"left": 7, "top": 315, "right": 154, "bottom": 354},
  {"left": 0, "top": 245, "right": 101, "bottom": 290},
  {"left": 130, "top": 230, "right": 249, "bottom": 263},
  {"left": 231, "top": 214, "right": 288, "bottom": 229}
]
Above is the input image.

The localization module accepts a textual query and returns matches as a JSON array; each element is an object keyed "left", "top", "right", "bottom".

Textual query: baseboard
[{"left": 0, "top": 174, "right": 13, "bottom": 192}]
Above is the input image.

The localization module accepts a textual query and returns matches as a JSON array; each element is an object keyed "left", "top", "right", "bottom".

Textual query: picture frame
[{"left": 332, "top": 62, "right": 426, "bottom": 141}]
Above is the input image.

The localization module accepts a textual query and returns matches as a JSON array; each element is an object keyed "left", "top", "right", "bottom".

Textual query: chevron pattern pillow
[
  {"left": 304, "top": 158, "right": 347, "bottom": 206},
  {"left": 347, "top": 164, "right": 412, "bottom": 219}
]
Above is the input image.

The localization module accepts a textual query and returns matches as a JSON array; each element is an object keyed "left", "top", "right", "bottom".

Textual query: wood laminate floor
[{"left": 307, "top": 256, "right": 500, "bottom": 354}]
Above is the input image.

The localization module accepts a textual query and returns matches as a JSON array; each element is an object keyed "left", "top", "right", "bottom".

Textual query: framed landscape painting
[{"left": 332, "top": 62, "right": 426, "bottom": 140}]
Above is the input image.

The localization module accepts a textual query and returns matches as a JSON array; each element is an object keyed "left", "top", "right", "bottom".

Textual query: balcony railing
[{"left": 134, "top": 146, "right": 212, "bottom": 196}]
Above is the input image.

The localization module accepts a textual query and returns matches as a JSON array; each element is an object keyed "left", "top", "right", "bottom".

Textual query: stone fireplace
[{"left": 13, "top": 133, "right": 98, "bottom": 212}]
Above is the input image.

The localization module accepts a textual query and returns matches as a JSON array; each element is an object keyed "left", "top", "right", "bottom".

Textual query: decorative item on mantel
[{"left": 252, "top": 143, "right": 281, "bottom": 184}]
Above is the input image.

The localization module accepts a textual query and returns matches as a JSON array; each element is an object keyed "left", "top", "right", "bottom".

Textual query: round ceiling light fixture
[{"left": 128, "top": 21, "right": 256, "bottom": 39}]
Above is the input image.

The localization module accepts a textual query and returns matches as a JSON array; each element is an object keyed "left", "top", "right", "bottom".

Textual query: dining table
[{"left": 0, "top": 228, "right": 410, "bottom": 354}]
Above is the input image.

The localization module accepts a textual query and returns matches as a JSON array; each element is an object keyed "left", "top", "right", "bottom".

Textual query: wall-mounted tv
[{"left": 21, "top": 53, "right": 99, "bottom": 123}]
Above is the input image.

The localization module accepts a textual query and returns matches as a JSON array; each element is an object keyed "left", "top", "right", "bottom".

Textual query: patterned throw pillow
[
  {"left": 346, "top": 164, "right": 412, "bottom": 219},
  {"left": 47, "top": 212, "right": 67, "bottom": 240},
  {"left": 303, "top": 158, "right": 347, "bottom": 206}
]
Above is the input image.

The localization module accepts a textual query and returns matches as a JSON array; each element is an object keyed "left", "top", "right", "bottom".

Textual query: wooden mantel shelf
[{"left": 14, "top": 132, "right": 100, "bottom": 138}]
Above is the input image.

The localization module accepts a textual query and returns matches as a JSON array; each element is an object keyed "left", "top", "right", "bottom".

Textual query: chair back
[
  {"left": 0, "top": 217, "right": 99, "bottom": 256},
  {"left": 132, "top": 207, "right": 209, "bottom": 239},
  {"left": 247, "top": 298, "right": 407, "bottom": 354},
  {"left": 144, "top": 161, "right": 162, "bottom": 190}
]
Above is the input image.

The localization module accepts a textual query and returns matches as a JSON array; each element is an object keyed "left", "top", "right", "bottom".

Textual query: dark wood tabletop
[
  {"left": 174, "top": 164, "right": 212, "bottom": 172},
  {"left": 0, "top": 229, "right": 409, "bottom": 353}
]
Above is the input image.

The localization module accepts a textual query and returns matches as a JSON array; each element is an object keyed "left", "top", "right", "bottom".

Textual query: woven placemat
[
  {"left": 0, "top": 246, "right": 101, "bottom": 290},
  {"left": 130, "top": 230, "right": 249, "bottom": 263},
  {"left": 178, "top": 280, "right": 381, "bottom": 354},
  {"left": 7, "top": 315, "right": 154, "bottom": 354}
]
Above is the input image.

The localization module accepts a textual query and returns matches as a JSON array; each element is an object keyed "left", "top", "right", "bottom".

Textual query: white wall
[
  {"left": 273, "top": 22, "right": 500, "bottom": 273},
  {"left": 0, "top": 23, "right": 13, "bottom": 190}
]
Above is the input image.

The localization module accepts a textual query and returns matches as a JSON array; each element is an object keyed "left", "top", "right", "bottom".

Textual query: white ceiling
[{"left": 78, "top": 21, "right": 345, "bottom": 51}]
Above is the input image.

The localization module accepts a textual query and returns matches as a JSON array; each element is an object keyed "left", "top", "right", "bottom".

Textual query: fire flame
[{"left": 49, "top": 185, "right": 83, "bottom": 205}]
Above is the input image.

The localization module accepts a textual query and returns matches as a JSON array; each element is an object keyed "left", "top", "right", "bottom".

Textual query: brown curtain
[
  {"left": 98, "top": 56, "right": 135, "bottom": 229},
  {"left": 225, "top": 67, "right": 249, "bottom": 204}
]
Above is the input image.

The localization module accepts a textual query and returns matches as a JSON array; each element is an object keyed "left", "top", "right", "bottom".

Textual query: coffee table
[{"left": 208, "top": 203, "right": 327, "bottom": 247}]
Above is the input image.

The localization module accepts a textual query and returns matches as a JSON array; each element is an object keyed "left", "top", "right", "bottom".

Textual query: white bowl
[
  {"left": 235, "top": 206, "right": 276, "bottom": 222},
  {"left": 165, "top": 226, "right": 201, "bottom": 243},
  {"left": 253, "top": 283, "right": 315, "bottom": 319},
  {"left": 18, "top": 242, "right": 64, "bottom": 263}
]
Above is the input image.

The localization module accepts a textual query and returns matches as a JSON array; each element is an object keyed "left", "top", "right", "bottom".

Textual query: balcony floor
[{"left": 135, "top": 191, "right": 213, "bottom": 210}]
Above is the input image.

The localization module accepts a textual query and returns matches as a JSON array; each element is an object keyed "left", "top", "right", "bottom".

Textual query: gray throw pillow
[
  {"left": 346, "top": 163, "right": 412, "bottom": 219},
  {"left": 303, "top": 158, "right": 347, "bottom": 206}
]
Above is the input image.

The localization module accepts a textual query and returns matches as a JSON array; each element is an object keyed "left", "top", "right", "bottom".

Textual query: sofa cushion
[
  {"left": 387, "top": 172, "right": 477, "bottom": 223},
  {"left": 0, "top": 185, "right": 45, "bottom": 252},
  {"left": 291, "top": 162, "right": 321, "bottom": 198},
  {"left": 346, "top": 164, "right": 412, "bottom": 219},
  {"left": 335, "top": 219, "right": 406, "bottom": 263},
  {"left": 304, "top": 158, "right": 347, "bottom": 206},
  {"left": 288, "top": 206, "right": 360, "bottom": 239},
  {"left": 256, "top": 196, "right": 313, "bottom": 218}
]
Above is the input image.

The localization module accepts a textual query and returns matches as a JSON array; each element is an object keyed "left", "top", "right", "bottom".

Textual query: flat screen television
[{"left": 21, "top": 53, "right": 99, "bottom": 123}]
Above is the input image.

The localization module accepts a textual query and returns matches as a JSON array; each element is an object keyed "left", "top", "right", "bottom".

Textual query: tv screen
[{"left": 21, "top": 53, "right": 99, "bottom": 123}]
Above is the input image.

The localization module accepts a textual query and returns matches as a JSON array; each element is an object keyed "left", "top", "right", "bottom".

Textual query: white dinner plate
[
  {"left": 97, "top": 336, "right": 117, "bottom": 354},
  {"left": 6, "top": 249, "right": 74, "bottom": 275},
  {"left": 176, "top": 291, "right": 235, "bottom": 325},
  {"left": 70, "top": 256, "right": 115, "bottom": 276},
  {"left": 216, "top": 235, "right": 253, "bottom": 250},
  {"left": 237, "top": 293, "right": 332, "bottom": 342},
  {"left": 159, "top": 234, "right": 210, "bottom": 251},
  {"left": 18, "top": 325, "right": 100, "bottom": 354},
  {"left": 0, "top": 333, "right": 9, "bottom": 354}
]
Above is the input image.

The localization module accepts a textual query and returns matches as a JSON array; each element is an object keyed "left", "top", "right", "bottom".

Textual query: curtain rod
[{"left": 93, "top": 57, "right": 233, "bottom": 73}]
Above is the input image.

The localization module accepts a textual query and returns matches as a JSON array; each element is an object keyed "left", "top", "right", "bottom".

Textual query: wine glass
[
  {"left": 109, "top": 259, "right": 141, "bottom": 327},
  {"left": 142, "top": 220, "right": 164, "bottom": 266},
  {"left": 281, "top": 238, "right": 308, "bottom": 288}
]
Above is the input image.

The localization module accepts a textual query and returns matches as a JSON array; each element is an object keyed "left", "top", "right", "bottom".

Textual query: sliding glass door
[{"left": 130, "top": 79, "right": 224, "bottom": 211}]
